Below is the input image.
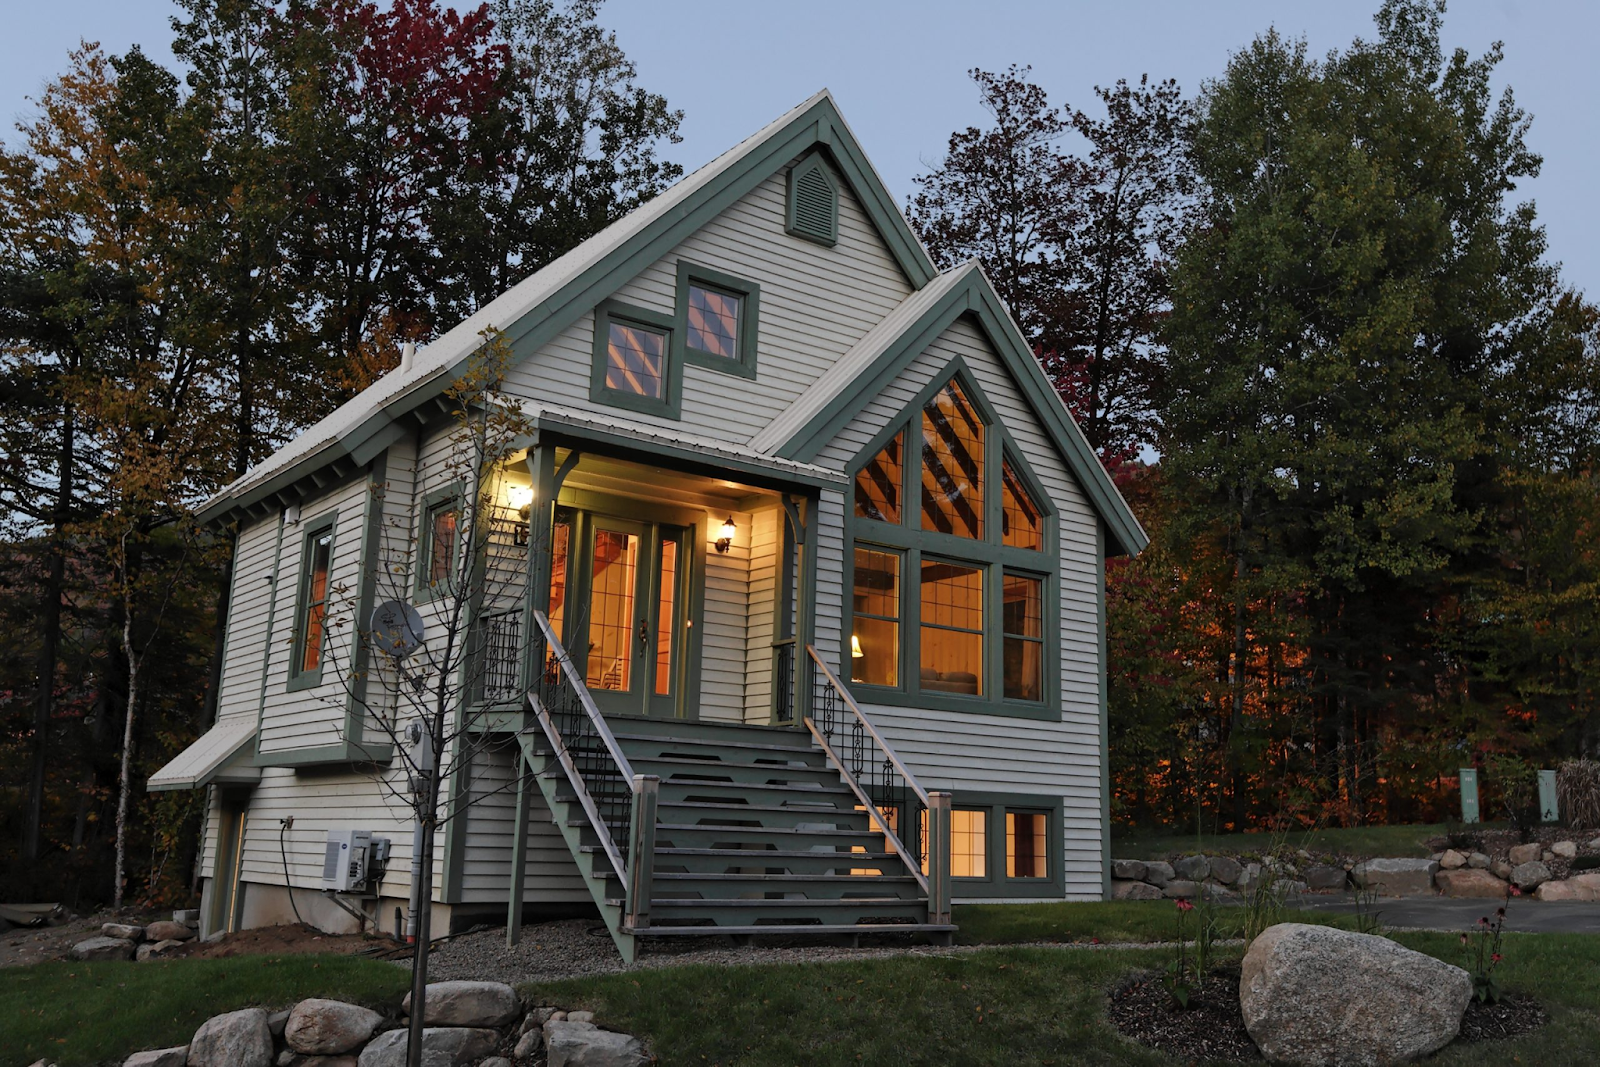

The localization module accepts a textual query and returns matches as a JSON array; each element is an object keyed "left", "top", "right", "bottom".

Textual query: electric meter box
[{"left": 322, "top": 829, "right": 373, "bottom": 892}]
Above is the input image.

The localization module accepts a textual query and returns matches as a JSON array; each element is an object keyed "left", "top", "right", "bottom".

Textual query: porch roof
[
  {"left": 512, "top": 397, "right": 847, "bottom": 492},
  {"left": 147, "top": 716, "right": 260, "bottom": 792}
]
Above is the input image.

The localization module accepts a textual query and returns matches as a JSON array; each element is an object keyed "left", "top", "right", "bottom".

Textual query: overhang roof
[{"left": 147, "top": 716, "right": 260, "bottom": 792}]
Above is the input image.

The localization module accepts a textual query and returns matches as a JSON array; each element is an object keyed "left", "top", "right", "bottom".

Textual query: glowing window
[
  {"left": 1001, "top": 459, "right": 1043, "bottom": 550},
  {"left": 1002, "top": 573, "right": 1044, "bottom": 702},
  {"left": 854, "top": 431, "right": 903, "bottom": 524},
  {"left": 921, "top": 379, "right": 984, "bottom": 539},
  {"left": 920, "top": 560, "right": 983, "bottom": 695},
  {"left": 851, "top": 547, "right": 900, "bottom": 687},
  {"left": 605, "top": 321, "right": 668, "bottom": 399},
  {"left": 298, "top": 530, "right": 333, "bottom": 674},
  {"left": 1007, "top": 811, "right": 1048, "bottom": 879}
]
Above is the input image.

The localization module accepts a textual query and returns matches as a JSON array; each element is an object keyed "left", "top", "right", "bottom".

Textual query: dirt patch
[
  {"left": 170, "top": 924, "right": 378, "bottom": 960},
  {"left": 1458, "top": 993, "right": 1547, "bottom": 1042},
  {"left": 0, "top": 909, "right": 161, "bottom": 968}
]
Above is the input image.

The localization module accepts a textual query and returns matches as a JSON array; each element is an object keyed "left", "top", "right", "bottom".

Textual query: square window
[
  {"left": 685, "top": 283, "right": 741, "bottom": 360},
  {"left": 1006, "top": 811, "right": 1048, "bottom": 879},
  {"left": 605, "top": 320, "right": 668, "bottom": 399},
  {"left": 916, "top": 807, "right": 987, "bottom": 878}
]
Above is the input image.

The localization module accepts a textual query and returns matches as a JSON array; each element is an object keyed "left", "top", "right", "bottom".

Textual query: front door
[{"left": 575, "top": 515, "right": 689, "bottom": 718}]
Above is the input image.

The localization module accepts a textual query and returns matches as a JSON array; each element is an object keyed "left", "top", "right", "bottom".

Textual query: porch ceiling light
[{"left": 715, "top": 516, "right": 737, "bottom": 554}]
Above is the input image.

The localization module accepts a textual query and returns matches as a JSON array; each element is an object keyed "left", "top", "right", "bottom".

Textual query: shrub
[{"left": 1557, "top": 759, "right": 1600, "bottom": 831}]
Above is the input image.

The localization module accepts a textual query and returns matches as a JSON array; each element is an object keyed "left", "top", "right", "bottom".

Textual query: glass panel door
[
  {"left": 576, "top": 515, "right": 690, "bottom": 718},
  {"left": 646, "top": 529, "right": 687, "bottom": 717}
]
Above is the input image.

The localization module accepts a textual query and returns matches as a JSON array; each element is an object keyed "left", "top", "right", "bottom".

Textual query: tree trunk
[
  {"left": 24, "top": 409, "right": 74, "bottom": 861},
  {"left": 406, "top": 776, "right": 440, "bottom": 1067},
  {"left": 113, "top": 578, "right": 140, "bottom": 910},
  {"left": 1229, "top": 484, "right": 1251, "bottom": 830}
]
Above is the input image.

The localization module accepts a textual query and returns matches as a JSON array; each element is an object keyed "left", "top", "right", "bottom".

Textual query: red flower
[
  {"left": 1479, "top": 917, "right": 1489, "bottom": 926},
  {"left": 1510, "top": 885, "right": 1523, "bottom": 896},
  {"left": 1492, "top": 953, "right": 1503, "bottom": 963},
  {"left": 1176, "top": 898, "right": 1195, "bottom": 912}
]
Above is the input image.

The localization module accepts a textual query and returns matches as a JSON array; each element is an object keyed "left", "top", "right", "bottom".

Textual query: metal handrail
[
  {"left": 804, "top": 645, "right": 931, "bottom": 895},
  {"left": 807, "top": 646, "right": 930, "bottom": 807},
  {"left": 531, "top": 610, "right": 634, "bottom": 780}
]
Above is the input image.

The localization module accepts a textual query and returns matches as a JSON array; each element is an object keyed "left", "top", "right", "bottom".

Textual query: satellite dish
[{"left": 370, "top": 600, "right": 426, "bottom": 660}]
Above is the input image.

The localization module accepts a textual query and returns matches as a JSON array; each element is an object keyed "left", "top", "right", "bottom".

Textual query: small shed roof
[{"left": 147, "top": 717, "right": 259, "bottom": 792}]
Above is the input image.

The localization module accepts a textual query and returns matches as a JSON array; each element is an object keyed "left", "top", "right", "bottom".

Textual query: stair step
[
  {"left": 649, "top": 874, "right": 924, "bottom": 900},
  {"left": 608, "top": 718, "right": 817, "bottom": 749},
  {"left": 648, "top": 847, "right": 908, "bottom": 875},
  {"left": 627, "top": 754, "right": 841, "bottom": 786},
  {"left": 612, "top": 731, "right": 826, "bottom": 760},
  {"left": 651, "top": 822, "right": 880, "bottom": 841},
  {"left": 646, "top": 898, "right": 930, "bottom": 923},
  {"left": 630, "top": 923, "right": 957, "bottom": 938}
]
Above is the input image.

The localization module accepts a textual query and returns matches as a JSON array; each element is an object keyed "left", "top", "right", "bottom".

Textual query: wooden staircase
[{"left": 516, "top": 715, "right": 955, "bottom": 961}]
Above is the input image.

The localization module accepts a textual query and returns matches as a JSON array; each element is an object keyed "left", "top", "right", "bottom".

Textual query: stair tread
[
  {"left": 630, "top": 924, "right": 956, "bottom": 936},
  {"left": 654, "top": 873, "right": 919, "bottom": 883},
  {"left": 650, "top": 897, "right": 921, "bottom": 907},
  {"left": 653, "top": 823, "right": 879, "bottom": 838},
  {"left": 612, "top": 731, "right": 818, "bottom": 753},
  {"left": 649, "top": 847, "right": 899, "bottom": 859}
]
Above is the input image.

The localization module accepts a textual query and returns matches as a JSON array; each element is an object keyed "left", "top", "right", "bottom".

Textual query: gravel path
[{"left": 399, "top": 919, "right": 1182, "bottom": 985}]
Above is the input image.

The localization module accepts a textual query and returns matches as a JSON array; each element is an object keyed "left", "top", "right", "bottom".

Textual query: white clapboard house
[{"left": 150, "top": 91, "right": 1146, "bottom": 959}]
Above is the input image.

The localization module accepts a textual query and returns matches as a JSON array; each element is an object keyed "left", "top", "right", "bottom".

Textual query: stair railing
[
  {"left": 526, "top": 608, "right": 659, "bottom": 930},
  {"left": 805, "top": 646, "right": 952, "bottom": 924}
]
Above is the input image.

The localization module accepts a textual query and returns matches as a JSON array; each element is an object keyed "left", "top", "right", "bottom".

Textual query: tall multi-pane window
[
  {"left": 921, "top": 379, "right": 984, "bottom": 539},
  {"left": 919, "top": 560, "right": 983, "bottom": 695},
  {"left": 1007, "top": 811, "right": 1048, "bottom": 878},
  {"left": 427, "top": 502, "right": 458, "bottom": 587},
  {"left": 1002, "top": 573, "right": 1044, "bottom": 701},
  {"left": 851, "top": 547, "right": 900, "bottom": 686},
  {"left": 299, "top": 529, "right": 333, "bottom": 674}
]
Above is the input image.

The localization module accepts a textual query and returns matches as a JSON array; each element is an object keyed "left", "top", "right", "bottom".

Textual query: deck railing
[
  {"left": 472, "top": 607, "right": 523, "bottom": 705},
  {"left": 804, "top": 645, "right": 952, "bottom": 924},
  {"left": 526, "top": 609, "right": 659, "bottom": 930}
]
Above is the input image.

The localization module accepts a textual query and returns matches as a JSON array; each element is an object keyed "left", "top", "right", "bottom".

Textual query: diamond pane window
[
  {"left": 1001, "top": 459, "right": 1043, "bottom": 550},
  {"left": 854, "top": 431, "right": 903, "bottom": 523},
  {"left": 605, "top": 321, "right": 667, "bottom": 399},
  {"left": 685, "top": 283, "right": 741, "bottom": 359},
  {"left": 921, "top": 379, "right": 984, "bottom": 539}
]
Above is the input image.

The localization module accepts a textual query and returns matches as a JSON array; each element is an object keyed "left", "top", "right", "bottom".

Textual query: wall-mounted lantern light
[
  {"left": 715, "top": 516, "right": 737, "bottom": 554},
  {"left": 506, "top": 484, "right": 534, "bottom": 545}
]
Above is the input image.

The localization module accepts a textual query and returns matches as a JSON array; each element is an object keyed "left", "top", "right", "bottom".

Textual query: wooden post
[
  {"left": 505, "top": 752, "right": 532, "bottom": 946},
  {"left": 521, "top": 443, "right": 557, "bottom": 696},
  {"left": 624, "top": 774, "right": 660, "bottom": 931},
  {"left": 927, "top": 790, "right": 952, "bottom": 926}
]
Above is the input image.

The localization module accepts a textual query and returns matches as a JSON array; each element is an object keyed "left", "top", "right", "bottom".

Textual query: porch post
[
  {"left": 927, "top": 790, "right": 953, "bottom": 925},
  {"left": 624, "top": 774, "right": 660, "bottom": 931},
  {"left": 505, "top": 753, "right": 531, "bottom": 946},
  {"left": 521, "top": 442, "right": 557, "bottom": 693},
  {"left": 791, "top": 492, "right": 819, "bottom": 724}
]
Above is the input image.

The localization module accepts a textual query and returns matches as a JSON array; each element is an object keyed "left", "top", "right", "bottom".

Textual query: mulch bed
[{"left": 1107, "top": 967, "right": 1545, "bottom": 1062}]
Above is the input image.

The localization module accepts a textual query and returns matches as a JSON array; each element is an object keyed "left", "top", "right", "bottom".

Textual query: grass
[
  {"left": 1112, "top": 822, "right": 1467, "bottom": 862},
  {"left": 950, "top": 900, "right": 1360, "bottom": 945},
  {"left": 1, "top": 954, "right": 409, "bottom": 1067}
]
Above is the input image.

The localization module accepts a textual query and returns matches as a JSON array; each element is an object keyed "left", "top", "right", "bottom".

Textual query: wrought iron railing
[
  {"left": 472, "top": 608, "right": 523, "bottom": 705},
  {"left": 805, "top": 647, "right": 950, "bottom": 918},
  {"left": 772, "top": 638, "right": 796, "bottom": 724}
]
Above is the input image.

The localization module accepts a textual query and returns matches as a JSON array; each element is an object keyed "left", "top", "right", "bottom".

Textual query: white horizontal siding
[
  {"left": 744, "top": 506, "right": 781, "bottom": 722},
  {"left": 215, "top": 516, "right": 281, "bottom": 725},
  {"left": 458, "top": 741, "right": 588, "bottom": 904}
]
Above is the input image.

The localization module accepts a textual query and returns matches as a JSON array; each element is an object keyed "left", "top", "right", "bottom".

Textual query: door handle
[{"left": 637, "top": 619, "right": 650, "bottom": 656}]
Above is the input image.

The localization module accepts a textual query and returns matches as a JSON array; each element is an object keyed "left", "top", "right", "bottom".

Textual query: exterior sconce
[
  {"left": 715, "top": 516, "right": 737, "bottom": 554},
  {"left": 851, "top": 634, "right": 865, "bottom": 659},
  {"left": 506, "top": 485, "right": 534, "bottom": 546}
]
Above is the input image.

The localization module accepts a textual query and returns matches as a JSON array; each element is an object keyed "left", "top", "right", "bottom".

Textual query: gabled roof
[
  {"left": 197, "top": 89, "right": 936, "bottom": 526},
  {"left": 757, "top": 261, "right": 1149, "bottom": 557}
]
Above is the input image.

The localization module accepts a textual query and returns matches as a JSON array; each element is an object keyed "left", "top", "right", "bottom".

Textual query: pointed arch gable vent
[{"left": 786, "top": 151, "right": 839, "bottom": 247}]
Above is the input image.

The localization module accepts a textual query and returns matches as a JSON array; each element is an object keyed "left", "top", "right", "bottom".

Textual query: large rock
[
  {"left": 1111, "top": 879, "right": 1162, "bottom": 900},
  {"left": 1236, "top": 861, "right": 1264, "bottom": 893},
  {"left": 188, "top": 1007, "right": 274, "bottom": 1067},
  {"left": 123, "top": 1048, "right": 186, "bottom": 1067},
  {"left": 1508, "top": 842, "right": 1542, "bottom": 865},
  {"left": 1110, "top": 859, "right": 1148, "bottom": 881},
  {"left": 1491, "top": 859, "right": 1514, "bottom": 881},
  {"left": 1302, "top": 865, "right": 1348, "bottom": 892},
  {"left": 513, "top": 1028, "right": 544, "bottom": 1060},
  {"left": 357, "top": 1028, "right": 499, "bottom": 1067},
  {"left": 1438, "top": 849, "right": 1467, "bottom": 870},
  {"left": 1174, "top": 854, "right": 1210, "bottom": 881},
  {"left": 545, "top": 1021, "right": 649, "bottom": 1067},
  {"left": 1142, "top": 860, "right": 1174, "bottom": 888},
  {"left": 101, "top": 922, "right": 144, "bottom": 941},
  {"left": 285, "top": 999, "right": 385, "bottom": 1054},
  {"left": 1467, "top": 852, "right": 1491, "bottom": 869},
  {"left": 1240, "top": 923, "right": 1472, "bottom": 1066},
  {"left": 142, "top": 920, "right": 194, "bottom": 943},
  {"left": 1162, "top": 879, "right": 1201, "bottom": 899},
  {"left": 1435, "top": 868, "right": 1509, "bottom": 898},
  {"left": 1351, "top": 858, "right": 1438, "bottom": 897},
  {"left": 1511, "top": 861, "right": 1552, "bottom": 890},
  {"left": 1535, "top": 872, "right": 1600, "bottom": 902},
  {"left": 70, "top": 936, "right": 136, "bottom": 961},
  {"left": 403, "top": 981, "right": 521, "bottom": 1027},
  {"left": 1551, "top": 841, "right": 1578, "bottom": 859},
  {"left": 1209, "top": 856, "right": 1243, "bottom": 885},
  {"left": 135, "top": 939, "right": 185, "bottom": 962}
]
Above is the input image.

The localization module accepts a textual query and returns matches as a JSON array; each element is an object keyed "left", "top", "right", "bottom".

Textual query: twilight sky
[{"left": 4, "top": 0, "right": 1596, "bottom": 298}]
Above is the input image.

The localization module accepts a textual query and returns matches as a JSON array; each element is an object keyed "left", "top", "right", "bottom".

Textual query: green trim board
[
  {"left": 785, "top": 149, "right": 839, "bottom": 246},
  {"left": 196, "top": 91, "right": 936, "bottom": 529},
  {"left": 773, "top": 265, "right": 1147, "bottom": 558},
  {"left": 1096, "top": 519, "right": 1110, "bottom": 901},
  {"left": 534, "top": 419, "right": 843, "bottom": 493},
  {"left": 253, "top": 512, "right": 288, "bottom": 757},
  {"left": 839, "top": 357, "right": 1062, "bottom": 722},
  {"left": 589, "top": 299, "right": 682, "bottom": 419},
  {"left": 344, "top": 454, "right": 388, "bottom": 749},
  {"left": 286, "top": 509, "right": 339, "bottom": 694},
  {"left": 877, "top": 789, "right": 1066, "bottom": 901},
  {"left": 674, "top": 260, "right": 761, "bottom": 379}
]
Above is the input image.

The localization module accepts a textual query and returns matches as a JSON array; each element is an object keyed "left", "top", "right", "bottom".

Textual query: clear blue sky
[{"left": 5, "top": 1, "right": 1596, "bottom": 298}]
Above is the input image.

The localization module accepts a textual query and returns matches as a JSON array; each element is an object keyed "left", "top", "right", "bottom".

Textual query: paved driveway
[{"left": 1289, "top": 893, "right": 1600, "bottom": 934}]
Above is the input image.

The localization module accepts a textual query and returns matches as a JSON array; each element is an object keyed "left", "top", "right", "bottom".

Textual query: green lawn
[
  {"left": 1112, "top": 822, "right": 1465, "bottom": 862},
  {"left": 1, "top": 954, "right": 409, "bottom": 1067},
  {"left": 951, "top": 900, "right": 1359, "bottom": 945}
]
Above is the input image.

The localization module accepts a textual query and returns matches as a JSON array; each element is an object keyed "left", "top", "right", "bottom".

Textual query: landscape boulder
[
  {"left": 285, "top": 999, "right": 384, "bottom": 1054},
  {"left": 1209, "top": 856, "right": 1243, "bottom": 885},
  {"left": 513, "top": 1028, "right": 544, "bottom": 1060},
  {"left": 357, "top": 1027, "right": 498, "bottom": 1067},
  {"left": 1111, "top": 879, "right": 1162, "bottom": 900},
  {"left": 544, "top": 1020, "right": 650, "bottom": 1067},
  {"left": 1508, "top": 843, "right": 1542, "bottom": 866},
  {"left": 1438, "top": 849, "right": 1467, "bottom": 870},
  {"left": 1467, "top": 852, "right": 1491, "bottom": 869},
  {"left": 1173, "top": 855, "right": 1210, "bottom": 881},
  {"left": 1142, "top": 861, "right": 1174, "bottom": 888},
  {"left": 122, "top": 1048, "right": 186, "bottom": 1067},
  {"left": 1491, "top": 859, "right": 1514, "bottom": 881},
  {"left": 1511, "top": 861, "right": 1552, "bottom": 890},
  {"left": 101, "top": 922, "right": 144, "bottom": 941},
  {"left": 1302, "top": 865, "right": 1348, "bottom": 892},
  {"left": 1435, "top": 868, "right": 1509, "bottom": 899},
  {"left": 1552, "top": 841, "right": 1578, "bottom": 859},
  {"left": 403, "top": 981, "right": 521, "bottom": 1028},
  {"left": 1351, "top": 858, "right": 1438, "bottom": 897},
  {"left": 1535, "top": 872, "right": 1600, "bottom": 902},
  {"left": 70, "top": 936, "right": 136, "bottom": 962},
  {"left": 1236, "top": 862, "right": 1263, "bottom": 893},
  {"left": 142, "top": 920, "right": 194, "bottom": 943},
  {"left": 187, "top": 1007, "right": 274, "bottom": 1067},
  {"left": 1240, "top": 923, "right": 1471, "bottom": 1066},
  {"left": 1162, "top": 879, "right": 1201, "bottom": 899},
  {"left": 135, "top": 939, "right": 184, "bottom": 962},
  {"left": 1110, "top": 859, "right": 1148, "bottom": 881}
]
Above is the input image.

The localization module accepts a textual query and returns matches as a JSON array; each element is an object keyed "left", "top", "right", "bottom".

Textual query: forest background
[{"left": 4, "top": 0, "right": 1597, "bottom": 909}]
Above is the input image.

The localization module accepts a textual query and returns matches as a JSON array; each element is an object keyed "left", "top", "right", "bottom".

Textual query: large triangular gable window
[{"left": 847, "top": 366, "right": 1056, "bottom": 719}]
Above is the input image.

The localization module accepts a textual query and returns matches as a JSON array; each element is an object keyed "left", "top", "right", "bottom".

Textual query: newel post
[
  {"left": 624, "top": 774, "right": 660, "bottom": 930},
  {"left": 926, "top": 790, "right": 953, "bottom": 925}
]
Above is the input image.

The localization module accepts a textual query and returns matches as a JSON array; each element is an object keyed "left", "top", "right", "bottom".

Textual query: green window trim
[
  {"left": 414, "top": 486, "right": 463, "bottom": 605},
  {"left": 785, "top": 149, "right": 839, "bottom": 247},
  {"left": 589, "top": 299, "right": 682, "bottom": 419},
  {"left": 674, "top": 260, "right": 761, "bottom": 380},
  {"left": 844, "top": 358, "right": 1060, "bottom": 720},
  {"left": 286, "top": 511, "right": 338, "bottom": 693},
  {"left": 884, "top": 790, "right": 1066, "bottom": 900}
]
